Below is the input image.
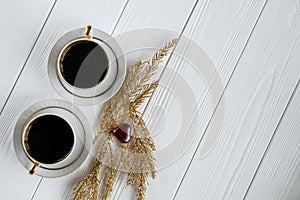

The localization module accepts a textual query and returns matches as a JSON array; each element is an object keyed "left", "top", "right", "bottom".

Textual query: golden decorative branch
[
  {"left": 71, "top": 160, "right": 102, "bottom": 200},
  {"left": 71, "top": 38, "right": 178, "bottom": 200},
  {"left": 101, "top": 167, "right": 117, "bottom": 200}
]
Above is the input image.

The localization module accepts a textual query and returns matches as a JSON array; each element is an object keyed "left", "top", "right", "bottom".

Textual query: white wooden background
[{"left": 0, "top": 0, "right": 300, "bottom": 199}]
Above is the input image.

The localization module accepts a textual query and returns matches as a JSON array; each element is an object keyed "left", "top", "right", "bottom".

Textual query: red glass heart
[{"left": 111, "top": 123, "right": 132, "bottom": 143}]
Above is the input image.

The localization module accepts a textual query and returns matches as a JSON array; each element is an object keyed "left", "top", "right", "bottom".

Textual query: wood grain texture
[
  {"left": 1, "top": 0, "right": 298, "bottom": 200},
  {"left": 31, "top": 0, "right": 198, "bottom": 199},
  {"left": 0, "top": 0, "right": 127, "bottom": 199},
  {"left": 111, "top": 0, "right": 270, "bottom": 199},
  {"left": 174, "top": 0, "right": 300, "bottom": 199},
  {"left": 0, "top": 0, "right": 56, "bottom": 111},
  {"left": 244, "top": 80, "right": 300, "bottom": 200}
]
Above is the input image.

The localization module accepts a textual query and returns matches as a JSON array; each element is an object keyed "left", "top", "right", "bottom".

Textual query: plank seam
[
  {"left": 111, "top": 0, "right": 130, "bottom": 35},
  {"left": 140, "top": 0, "right": 201, "bottom": 115},
  {"left": 242, "top": 79, "right": 300, "bottom": 200},
  {"left": 0, "top": 0, "right": 58, "bottom": 117},
  {"left": 171, "top": 0, "right": 270, "bottom": 198},
  {"left": 111, "top": 0, "right": 201, "bottom": 199},
  {"left": 30, "top": 178, "right": 43, "bottom": 200},
  {"left": 30, "top": 0, "right": 131, "bottom": 199}
]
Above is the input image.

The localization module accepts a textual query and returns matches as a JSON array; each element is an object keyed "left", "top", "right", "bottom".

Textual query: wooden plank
[
  {"left": 0, "top": 0, "right": 127, "bottom": 199},
  {"left": 0, "top": 0, "right": 56, "bottom": 111},
  {"left": 244, "top": 80, "right": 300, "bottom": 200},
  {"left": 111, "top": 0, "right": 270, "bottom": 199},
  {"left": 31, "top": 0, "right": 198, "bottom": 199},
  {"left": 174, "top": 0, "right": 300, "bottom": 199}
]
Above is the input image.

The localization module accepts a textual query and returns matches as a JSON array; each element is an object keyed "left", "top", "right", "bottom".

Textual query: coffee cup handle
[
  {"left": 29, "top": 162, "right": 39, "bottom": 175},
  {"left": 85, "top": 25, "right": 92, "bottom": 39}
]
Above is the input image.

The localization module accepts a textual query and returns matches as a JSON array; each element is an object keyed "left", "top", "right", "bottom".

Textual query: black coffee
[
  {"left": 61, "top": 40, "right": 109, "bottom": 88},
  {"left": 25, "top": 115, "right": 74, "bottom": 164}
]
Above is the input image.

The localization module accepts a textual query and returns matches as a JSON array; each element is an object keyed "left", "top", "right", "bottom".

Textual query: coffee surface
[
  {"left": 61, "top": 40, "right": 109, "bottom": 88},
  {"left": 26, "top": 115, "right": 74, "bottom": 164}
]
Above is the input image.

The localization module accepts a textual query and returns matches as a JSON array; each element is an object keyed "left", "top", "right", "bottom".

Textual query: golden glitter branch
[
  {"left": 71, "top": 38, "right": 178, "bottom": 200},
  {"left": 128, "top": 38, "right": 178, "bottom": 99},
  {"left": 71, "top": 160, "right": 102, "bottom": 200},
  {"left": 101, "top": 167, "right": 117, "bottom": 200},
  {"left": 130, "top": 81, "right": 159, "bottom": 109}
]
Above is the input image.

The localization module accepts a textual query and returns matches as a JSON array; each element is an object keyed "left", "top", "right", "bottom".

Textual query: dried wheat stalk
[{"left": 71, "top": 38, "right": 178, "bottom": 200}]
